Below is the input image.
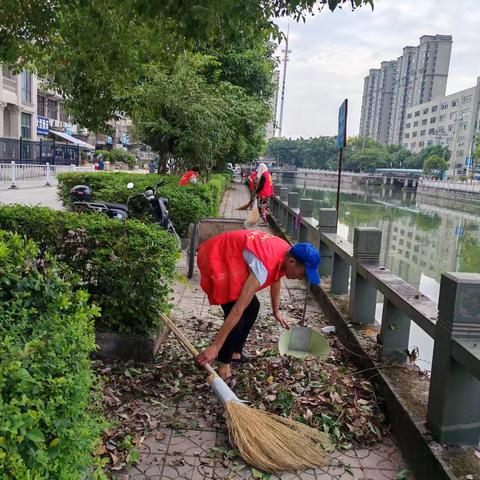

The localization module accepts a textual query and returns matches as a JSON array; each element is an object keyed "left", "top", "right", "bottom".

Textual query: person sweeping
[
  {"left": 196, "top": 229, "right": 321, "bottom": 381},
  {"left": 179, "top": 166, "right": 200, "bottom": 186},
  {"left": 254, "top": 162, "right": 273, "bottom": 224}
]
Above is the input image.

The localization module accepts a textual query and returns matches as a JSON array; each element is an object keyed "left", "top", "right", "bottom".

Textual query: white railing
[
  {"left": 419, "top": 178, "right": 480, "bottom": 193},
  {"left": 0, "top": 162, "right": 81, "bottom": 187}
]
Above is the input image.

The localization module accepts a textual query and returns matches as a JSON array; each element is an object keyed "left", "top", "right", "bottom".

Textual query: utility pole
[{"left": 278, "top": 25, "right": 291, "bottom": 138}]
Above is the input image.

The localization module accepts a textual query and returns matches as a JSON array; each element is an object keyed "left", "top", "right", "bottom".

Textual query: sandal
[{"left": 231, "top": 353, "right": 253, "bottom": 365}]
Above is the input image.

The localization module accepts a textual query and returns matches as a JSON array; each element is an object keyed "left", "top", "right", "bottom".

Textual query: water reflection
[{"left": 277, "top": 177, "right": 480, "bottom": 370}]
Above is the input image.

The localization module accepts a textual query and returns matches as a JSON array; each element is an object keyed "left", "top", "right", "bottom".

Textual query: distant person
[
  {"left": 247, "top": 170, "right": 257, "bottom": 204},
  {"left": 255, "top": 162, "right": 273, "bottom": 224},
  {"left": 179, "top": 166, "right": 200, "bottom": 186}
]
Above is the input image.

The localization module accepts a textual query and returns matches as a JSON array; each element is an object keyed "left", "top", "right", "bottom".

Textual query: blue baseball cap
[{"left": 289, "top": 243, "right": 321, "bottom": 285}]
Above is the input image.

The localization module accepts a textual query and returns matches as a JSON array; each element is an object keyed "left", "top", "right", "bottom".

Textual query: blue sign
[
  {"left": 120, "top": 134, "right": 130, "bottom": 145},
  {"left": 466, "top": 156, "right": 473, "bottom": 168},
  {"left": 337, "top": 99, "right": 348, "bottom": 151},
  {"left": 106, "top": 136, "right": 113, "bottom": 145},
  {"left": 65, "top": 123, "right": 73, "bottom": 135},
  {"left": 37, "top": 116, "right": 49, "bottom": 136},
  {"left": 455, "top": 225, "right": 464, "bottom": 238}
]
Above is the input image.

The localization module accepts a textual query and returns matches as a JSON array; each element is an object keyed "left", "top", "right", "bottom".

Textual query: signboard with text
[
  {"left": 37, "top": 116, "right": 49, "bottom": 136},
  {"left": 336, "top": 99, "right": 348, "bottom": 151}
]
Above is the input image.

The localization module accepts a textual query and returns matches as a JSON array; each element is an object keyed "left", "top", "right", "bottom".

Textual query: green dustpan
[
  {"left": 278, "top": 326, "right": 330, "bottom": 360},
  {"left": 278, "top": 281, "right": 330, "bottom": 360}
]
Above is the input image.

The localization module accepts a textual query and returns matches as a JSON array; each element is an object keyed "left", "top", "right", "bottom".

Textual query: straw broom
[
  {"left": 237, "top": 199, "right": 253, "bottom": 210},
  {"left": 160, "top": 313, "right": 332, "bottom": 473}
]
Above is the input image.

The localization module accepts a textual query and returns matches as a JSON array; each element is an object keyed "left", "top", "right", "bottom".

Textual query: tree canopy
[
  {"left": 267, "top": 136, "right": 451, "bottom": 173},
  {"left": 0, "top": 0, "right": 374, "bottom": 170},
  {"left": 423, "top": 155, "right": 448, "bottom": 178}
]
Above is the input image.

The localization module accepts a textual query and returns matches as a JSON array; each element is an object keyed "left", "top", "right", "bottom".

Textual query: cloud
[{"left": 275, "top": 0, "right": 480, "bottom": 139}]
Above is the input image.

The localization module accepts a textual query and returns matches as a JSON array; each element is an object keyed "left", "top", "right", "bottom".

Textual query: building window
[
  {"left": 448, "top": 124, "right": 456, "bottom": 133},
  {"left": 423, "top": 108, "right": 429, "bottom": 114},
  {"left": 21, "top": 71, "right": 32, "bottom": 103},
  {"left": 427, "top": 139, "right": 433, "bottom": 145},
  {"left": 412, "top": 131, "right": 418, "bottom": 138},
  {"left": 414, "top": 110, "right": 420, "bottom": 117},
  {"left": 461, "top": 108, "right": 471, "bottom": 118},
  {"left": 431, "top": 105, "right": 438, "bottom": 112},
  {"left": 406, "top": 123, "right": 411, "bottom": 128},
  {"left": 422, "top": 119, "right": 427, "bottom": 125},
  {"left": 452, "top": 99, "right": 458, "bottom": 107},
  {"left": 428, "top": 128, "right": 435, "bottom": 134},
  {"left": 450, "top": 111, "right": 457, "bottom": 120},
  {"left": 37, "top": 94, "right": 47, "bottom": 116},
  {"left": 419, "top": 141, "right": 425, "bottom": 148},
  {"left": 439, "top": 114, "right": 447, "bottom": 122},
  {"left": 462, "top": 95, "right": 472, "bottom": 104},
  {"left": 48, "top": 99, "right": 58, "bottom": 120},
  {"left": 420, "top": 130, "right": 426, "bottom": 136},
  {"left": 430, "top": 117, "right": 436, "bottom": 124},
  {"left": 403, "top": 143, "right": 408, "bottom": 148},
  {"left": 407, "top": 113, "right": 412, "bottom": 119},
  {"left": 21, "top": 113, "right": 32, "bottom": 138},
  {"left": 405, "top": 133, "right": 410, "bottom": 139},
  {"left": 411, "top": 142, "right": 416, "bottom": 148},
  {"left": 440, "top": 102, "right": 448, "bottom": 110}
]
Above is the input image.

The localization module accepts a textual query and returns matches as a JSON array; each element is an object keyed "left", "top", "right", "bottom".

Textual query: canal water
[{"left": 276, "top": 175, "right": 480, "bottom": 370}]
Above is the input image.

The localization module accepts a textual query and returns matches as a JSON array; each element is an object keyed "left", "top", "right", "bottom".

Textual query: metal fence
[
  {"left": 271, "top": 186, "right": 480, "bottom": 448},
  {"left": 0, "top": 137, "right": 80, "bottom": 165},
  {"left": 0, "top": 162, "right": 82, "bottom": 187}
]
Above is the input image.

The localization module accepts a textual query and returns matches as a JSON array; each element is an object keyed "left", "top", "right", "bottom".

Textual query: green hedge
[
  {"left": 56, "top": 172, "right": 230, "bottom": 237},
  {"left": 95, "top": 148, "right": 136, "bottom": 169},
  {"left": 0, "top": 231, "right": 102, "bottom": 478},
  {"left": 0, "top": 205, "right": 177, "bottom": 336}
]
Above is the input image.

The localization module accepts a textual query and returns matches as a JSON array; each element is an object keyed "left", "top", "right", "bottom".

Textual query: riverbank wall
[{"left": 417, "top": 179, "right": 480, "bottom": 214}]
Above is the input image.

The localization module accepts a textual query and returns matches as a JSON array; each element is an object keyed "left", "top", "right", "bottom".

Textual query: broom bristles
[
  {"left": 237, "top": 200, "right": 253, "bottom": 210},
  {"left": 224, "top": 401, "right": 332, "bottom": 473}
]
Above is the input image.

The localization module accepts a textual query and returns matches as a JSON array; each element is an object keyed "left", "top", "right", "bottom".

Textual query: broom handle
[{"left": 160, "top": 313, "right": 218, "bottom": 378}]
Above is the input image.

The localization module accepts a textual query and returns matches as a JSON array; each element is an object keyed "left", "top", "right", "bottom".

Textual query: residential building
[
  {"left": 0, "top": 66, "right": 38, "bottom": 140},
  {"left": 264, "top": 69, "right": 280, "bottom": 140},
  {"left": 403, "top": 77, "right": 480, "bottom": 175},
  {"left": 359, "top": 35, "right": 453, "bottom": 146}
]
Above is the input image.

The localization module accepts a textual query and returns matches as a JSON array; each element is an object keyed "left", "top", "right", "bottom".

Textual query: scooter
[{"left": 70, "top": 181, "right": 180, "bottom": 243}]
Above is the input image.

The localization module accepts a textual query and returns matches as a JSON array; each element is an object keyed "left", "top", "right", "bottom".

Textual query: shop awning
[{"left": 49, "top": 130, "right": 95, "bottom": 150}]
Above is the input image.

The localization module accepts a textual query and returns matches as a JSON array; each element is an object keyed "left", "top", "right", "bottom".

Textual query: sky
[{"left": 274, "top": 0, "right": 480, "bottom": 139}]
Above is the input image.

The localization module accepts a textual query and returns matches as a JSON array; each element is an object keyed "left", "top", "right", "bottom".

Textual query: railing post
[
  {"left": 279, "top": 187, "right": 288, "bottom": 229},
  {"left": 287, "top": 192, "right": 299, "bottom": 237},
  {"left": 349, "top": 227, "right": 382, "bottom": 325},
  {"left": 10, "top": 161, "right": 17, "bottom": 189},
  {"left": 318, "top": 208, "right": 337, "bottom": 277},
  {"left": 379, "top": 299, "right": 411, "bottom": 362},
  {"left": 427, "top": 273, "right": 480, "bottom": 444},
  {"left": 45, "top": 162, "right": 51, "bottom": 186},
  {"left": 299, "top": 198, "right": 313, "bottom": 242}
]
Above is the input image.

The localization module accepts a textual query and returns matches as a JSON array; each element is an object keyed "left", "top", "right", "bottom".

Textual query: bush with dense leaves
[
  {"left": 95, "top": 148, "right": 137, "bottom": 169},
  {"left": 0, "top": 205, "right": 177, "bottom": 336},
  {"left": 0, "top": 230, "right": 102, "bottom": 479},
  {"left": 56, "top": 172, "right": 230, "bottom": 237}
]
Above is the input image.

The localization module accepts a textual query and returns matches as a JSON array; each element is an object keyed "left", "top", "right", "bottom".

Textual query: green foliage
[
  {"left": 423, "top": 154, "right": 448, "bottom": 178},
  {"left": 0, "top": 206, "right": 178, "bottom": 336},
  {"left": 56, "top": 172, "right": 229, "bottom": 237},
  {"left": 417, "top": 145, "right": 451, "bottom": 165},
  {"left": 0, "top": 230, "right": 103, "bottom": 478},
  {"left": 266, "top": 137, "right": 337, "bottom": 169},
  {"left": 97, "top": 149, "right": 137, "bottom": 169}
]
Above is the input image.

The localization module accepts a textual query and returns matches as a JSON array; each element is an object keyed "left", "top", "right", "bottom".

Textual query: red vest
[
  {"left": 179, "top": 171, "right": 197, "bottom": 186},
  {"left": 197, "top": 230, "right": 290, "bottom": 305},
  {"left": 257, "top": 171, "right": 273, "bottom": 198},
  {"left": 247, "top": 171, "right": 257, "bottom": 191}
]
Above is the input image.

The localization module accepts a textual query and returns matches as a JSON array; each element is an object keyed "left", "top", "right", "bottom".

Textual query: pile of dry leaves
[{"left": 91, "top": 298, "right": 389, "bottom": 474}]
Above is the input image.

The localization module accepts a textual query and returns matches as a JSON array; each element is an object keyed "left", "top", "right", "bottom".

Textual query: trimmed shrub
[
  {"left": 95, "top": 148, "right": 137, "bottom": 169},
  {"left": 0, "top": 230, "right": 102, "bottom": 478},
  {"left": 56, "top": 172, "right": 230, "bottom": 237},
  {"left": 0, "top": 205, "right": 177, "bottom": 336}
]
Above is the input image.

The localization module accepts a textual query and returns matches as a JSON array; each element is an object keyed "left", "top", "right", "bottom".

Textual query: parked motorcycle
[{"left": 70, "top": 181, "right": 180, "bottom": 244}]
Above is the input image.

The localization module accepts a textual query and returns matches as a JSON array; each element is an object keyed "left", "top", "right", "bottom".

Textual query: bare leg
[{"left": 218, "top": 362, "right": 231, "bottom": 380}]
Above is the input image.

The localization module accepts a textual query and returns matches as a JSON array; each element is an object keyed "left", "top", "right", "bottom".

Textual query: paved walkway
[
  {"left": 0, "top": 182, "right": 62, "bottom": 210},
  {"left": 117, "top": 181, "right": 412, "bottom": 480}
]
